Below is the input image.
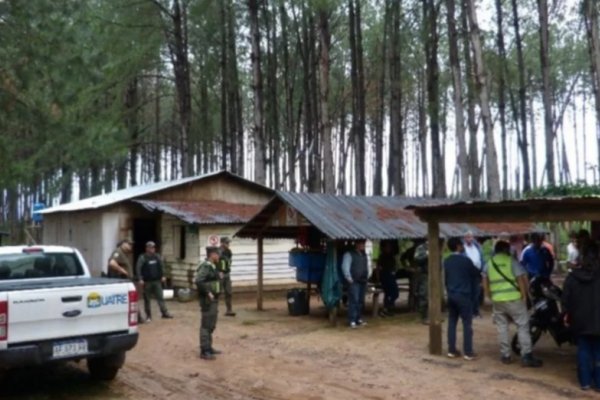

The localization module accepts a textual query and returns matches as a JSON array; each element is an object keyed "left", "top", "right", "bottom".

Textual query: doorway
[{"left": 133, "top": 218, "right": 159, "bottom": 264}]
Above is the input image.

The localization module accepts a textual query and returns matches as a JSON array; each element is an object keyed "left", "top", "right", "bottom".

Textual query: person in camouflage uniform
[
  {"left": 195, "top": 247, "right": 222, "bottom": 360},
  {"left": 414, "top": 241, "right": 430, "bottom": 324},
  {"left": 218, "top": 237, "right": 236, "bottom": 316}
]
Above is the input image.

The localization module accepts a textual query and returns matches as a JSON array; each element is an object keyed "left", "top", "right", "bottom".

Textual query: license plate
[{"left": 52, "top": 339, "right": 88, "bottom": 359}]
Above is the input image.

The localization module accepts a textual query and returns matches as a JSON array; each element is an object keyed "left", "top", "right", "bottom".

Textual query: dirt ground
[{"left": 1, "top": 290, "right": 594, "bottom": 400}]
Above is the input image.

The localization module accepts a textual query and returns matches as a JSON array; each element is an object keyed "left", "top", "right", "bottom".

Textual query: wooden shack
[{"left": 40, "top": 171, "right": 294, "bottom": 288}]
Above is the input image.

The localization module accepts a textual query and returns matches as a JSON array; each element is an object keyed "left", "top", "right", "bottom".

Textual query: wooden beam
[
  {"left": 428, "top": 222, "right": 443, "bottom": 355},
  {"left": 257, "top": 236, "right": 264, "bottom": 311},
  {"left": 416, "top": 205, "right": 600, "bottom": 223}
]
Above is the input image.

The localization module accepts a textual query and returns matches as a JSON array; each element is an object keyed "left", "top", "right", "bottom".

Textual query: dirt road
[{"left": 1, "top": 292, "right": 591, "bottom": 399}]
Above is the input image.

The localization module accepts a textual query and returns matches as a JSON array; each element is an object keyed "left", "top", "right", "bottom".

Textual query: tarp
[{"left": 321, "top": 242, "right": 341, "bottom": 310}]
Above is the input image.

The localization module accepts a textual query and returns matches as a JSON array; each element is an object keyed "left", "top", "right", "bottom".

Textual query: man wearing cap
[
  {"left": 107, "top": 239, "right": 144, "bottom": 322},
  {"left": 107, "top": 239, "right": 134, "bottom": 279},
  {"left": 195, "top": 247, "right": 222, "bottom": 360},
  {"left": 136, "top": 241, "right": 173, "bottom": 321},
  {"left": 218, "top": 237, "right": 236, "bottom": 317}
]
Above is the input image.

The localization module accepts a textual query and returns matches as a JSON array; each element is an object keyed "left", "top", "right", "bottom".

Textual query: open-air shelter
[
  {"left": 410, "top": 196, "right": 600, "bottom": 355},
  {"left": 236, "top": 191, "right": 540, "bottom": 315}
]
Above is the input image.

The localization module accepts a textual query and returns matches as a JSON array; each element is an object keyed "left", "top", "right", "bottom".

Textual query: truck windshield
[{"left": 0, "top": 253, "right": 84, "bottom": 280}]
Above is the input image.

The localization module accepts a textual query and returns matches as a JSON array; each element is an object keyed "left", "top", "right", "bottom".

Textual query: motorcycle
[{"left": 511, "top": 276, "right": 573, "bottom": 355}]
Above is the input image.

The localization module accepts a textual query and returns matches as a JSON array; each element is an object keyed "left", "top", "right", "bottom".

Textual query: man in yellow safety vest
[{"left": 483, "top": 240, "right": 543, "bottom": 367}]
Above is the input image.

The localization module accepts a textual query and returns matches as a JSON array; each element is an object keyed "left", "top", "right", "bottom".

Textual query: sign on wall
[{"left": 207, "top": 234, "right": 220, "bottom": 246}]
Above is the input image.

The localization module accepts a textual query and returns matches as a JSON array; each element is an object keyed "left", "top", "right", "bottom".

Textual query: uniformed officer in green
[
  {"left": 218, "top": 237, "right": 236, "bottom": 317},
  {"left": 136, "top": 241, "right": 173, "bottom": 321},
  {"left": 196, "top": 247, "right": 221, "bottom": 360},
  {"left": 107, "top": 239, "right": 134, "bottom": 278},
  {"left": 483, "top": 240, "right": 542, "bottom": 367},
  {"left": 107, "top": 238, "right": 144, "bottom": 323}
]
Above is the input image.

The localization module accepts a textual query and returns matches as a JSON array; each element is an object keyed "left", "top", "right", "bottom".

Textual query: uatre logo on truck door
[{"left": 87, "top": 292, "right": 128, "bottom": 308}]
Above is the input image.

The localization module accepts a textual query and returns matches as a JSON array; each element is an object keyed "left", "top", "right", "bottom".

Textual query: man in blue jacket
[{"left": 444, "top": 237, "right": 481, "bottom": 360}]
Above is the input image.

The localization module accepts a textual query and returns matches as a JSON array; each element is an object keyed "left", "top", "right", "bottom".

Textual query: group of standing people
[
  {"left": 106, "top": 239, "right": 173, "bottom": 322},
  {"left": 443, "top": 233, "right": 543, "bottom": 367},
  {"left": 105, "top": 236, "right": 236, "bottom": 361}
]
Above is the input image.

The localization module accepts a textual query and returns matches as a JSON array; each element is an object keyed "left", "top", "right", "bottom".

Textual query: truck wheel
[{"left": 87, "top": 352, "right": 125, "bottom": 381}]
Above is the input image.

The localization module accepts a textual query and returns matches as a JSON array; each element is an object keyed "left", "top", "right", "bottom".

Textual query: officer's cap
[{"left": 221, "top": 237, "right": 231, "bottom": 244}]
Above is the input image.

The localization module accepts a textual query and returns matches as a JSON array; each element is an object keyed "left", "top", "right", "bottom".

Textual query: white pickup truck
[{"left": 0, "top": 245, "right": 139, "bottom": 380}]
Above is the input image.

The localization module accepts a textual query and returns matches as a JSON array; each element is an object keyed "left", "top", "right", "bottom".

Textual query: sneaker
[
  {"left": 145, "top": 318, "right": 151, "bottom": 323},
  {"left": 521, "top": 353, "right": 543, "bottom": 368},
  {"left": 581, "top": 386, "right": 591, "bottom": 391},
  {"left": 225, "top": 311, "right": 236, "bottom": 317},
  {"left": 162, "top": 314, "right": 174, "bottom": 319},
  {"left": 210, "top": 348, "right": 222, "bottom": 355},
  {"left": 356, "top": 319, "right": 367, "bottom": 327},
  {"left": 200, "top": 351, "right": 216, "bottom": 360},
  {"left": 501, "top": 355, "right": 512, "bottom": 364},
  {"left": 349, "top": 322, "right": 357, "bottom": 329},
  {"left": 447, "top": 351, "right": 462, "bottom": 358},
  {"left": 463, "top": 353, "right": 478, "bottom": 361}
]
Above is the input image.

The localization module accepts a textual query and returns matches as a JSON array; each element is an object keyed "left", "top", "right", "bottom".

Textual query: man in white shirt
[
  {"left": 566, "top": 230, "right": 578, "bottom": 270},
  {"left": 463, "top": 231, "right": 484, "bottom": 317}
]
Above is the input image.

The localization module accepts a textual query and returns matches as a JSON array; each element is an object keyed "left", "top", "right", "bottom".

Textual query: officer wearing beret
[
  {"left": 218, "top": 237, "right": 236, "bottom": 317},
  {"left": 195, "top": 246, "right": 222, "bottom": 360}
]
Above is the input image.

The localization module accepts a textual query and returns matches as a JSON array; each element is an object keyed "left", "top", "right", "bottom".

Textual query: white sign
[{"left": 207, "top": 235, "right": 220, "bottom": 246}]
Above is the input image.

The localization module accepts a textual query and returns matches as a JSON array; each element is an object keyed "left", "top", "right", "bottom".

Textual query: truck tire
[{"left": 87, "top": 352, "right": 125, "bottom": 381}]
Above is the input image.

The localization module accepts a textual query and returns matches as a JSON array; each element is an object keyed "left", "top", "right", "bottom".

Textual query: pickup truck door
[{"left": 7, "top": 282, "right": 133, "bottom": 345}]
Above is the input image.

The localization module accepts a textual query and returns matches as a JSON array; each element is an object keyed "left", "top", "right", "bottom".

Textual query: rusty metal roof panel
[
  {"left": 252, "top": 192, "right": 539, "bottom": 240},
  {"left": 134, "top": 200, "right": 262, "bottom": 225}
]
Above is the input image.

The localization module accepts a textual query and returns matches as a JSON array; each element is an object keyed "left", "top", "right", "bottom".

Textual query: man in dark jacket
[
  {"left": 341, "top": 240, "right": 372, "bottom": 328},
  {"left": 136, "top": 241, "right": 173, "bottom": 321},
  {"left": 444, "top": 237, "right": 481, "bottom": 361},
  {"left": 562, "top": 239, "right": 600, "bottom": 391}
]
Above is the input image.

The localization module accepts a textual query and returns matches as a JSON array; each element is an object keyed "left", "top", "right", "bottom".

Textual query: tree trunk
[
  {"left": 584, "top": 0, "right": 600, "bottom": 173},
  {"left": 511, "top": 0, "right": 531, "bottom": 192},
  {"left": 461, "top": 0, "right": 479, "bottom": 197},
  {"left": 220, "top": 0, "right": 229, "bottom": 171},
  {"left": 318, "top": 8, "right": 335, "bottom": 194},
  {"left": 124, "top": 77, "right": 138, "bottom": 186},
  {"left": 447, "top": 0, "right": 468, "bottom": 199},
  {"left": 466, "top": 0, "right": 501, "bottom": 200},
  {"left": 418, "top": 68, "right": 429, "bottom": 196},
  {"left": 388, "top": 0, "right": 404, "bottom": 196},
  {"left": 248, "top": 0, "right": 266, "bottom": 184},
  {"left": 496, "top": 0, "right": 508, "bottom": 198},
  {"left": 424, "top": 0, "right": 444, "bottom": 198},
  {"left": 158, "top": 0, "right": 192, "bottom": 177},
  {"left": 537, "top": 0, "right": 555, "bottom": 186},
  {"left": 349, "top": 0, "right": 366, "bottom": 195}
]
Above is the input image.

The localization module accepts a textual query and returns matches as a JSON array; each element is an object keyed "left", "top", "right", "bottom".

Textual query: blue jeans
[
  {"left": 348, "top": 281, "right": 366, "bottom": 324},
  {"left": 447, "top": 292, "right": 474, "bottom": 355},
  {"left": 577, "top": 335, "right": 600, "bottom": 388},
  {"left": 380, "top": 270, "right": 399, "bottom": 309}
]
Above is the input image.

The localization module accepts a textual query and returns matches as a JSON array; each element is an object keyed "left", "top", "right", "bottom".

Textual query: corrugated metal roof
[
  {"left": 134, "top": 200, "right": 262, "bottom": 225},
  {"left": 236, "top": 192, "right": 540, "bottom": 240},
  {"left": 40, "top": 171, "right": 271, "bottom": 214}
]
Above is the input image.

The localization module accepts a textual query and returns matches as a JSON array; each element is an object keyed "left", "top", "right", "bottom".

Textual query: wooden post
[
  {"left": 257, "top": 236, "right": 264, "bottom": 311},
  {"left": 428, "top": 221, "right": 443, "bottom": 355}
]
